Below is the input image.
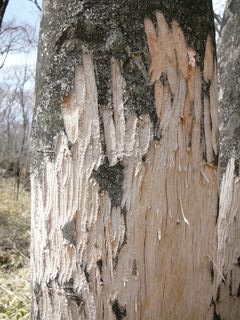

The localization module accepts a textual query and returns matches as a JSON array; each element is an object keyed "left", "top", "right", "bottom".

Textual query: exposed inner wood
[{"left": 31, "top": 12, "right": 220, "bottom": 320}]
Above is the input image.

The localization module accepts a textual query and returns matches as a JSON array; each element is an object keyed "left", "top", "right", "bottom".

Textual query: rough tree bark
[
  {"left": 31, "top": 0, "right": 222, "bottom": 319},
  {"left": 214, "top": 0, "right": 240, "bottom": 318}
]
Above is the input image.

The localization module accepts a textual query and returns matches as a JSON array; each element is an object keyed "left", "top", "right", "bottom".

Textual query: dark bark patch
[
  {"left": 61, "top": 216, "right": 77, "bottom": 246},
  {"left": 112, "top": 299, "right": 127, "bottom": 320},
  {"left": 46, "top": 279, "right": 55, "bottom": 297},
  {"left": 122, "top": 55, "right": 158, "bottom": 133},
  {"left": 97, "top": 259, "right": 103, "bottom": 274},
  {"left": 95, "top": 54, "right": 112, "bottom": 107},
  {"left": 216, "top": 286, "right": 220, "bottom": 302},
  {"left": 63, "top": 278, "right": 83, "bottom": 307},
  {"left": 121, "top": 206, "right": 128, "bottom": 245},
  {"left": 55, "top": 18, "right": 106, "bottom": 53},
  {"left": 202, "top": 80, "right": 211, "bottom": 97},
  {"left": 211, "top": 298, "right": 222, "bottom": 320},
  {"left": 212, "top": 152, "right": 219, "bottom": 167},
  {"left": 234, "top": 157, "right": 240, "bottom": 177},
  {"left": 93, "top": 160, "right": 124, "bottom": 208},
  {"left": 112, "top": 254, "right": 119, "bottom": 268},
  {"left": 113, "top": 206, "right": 128, "bottom": 269},
  {"left": 237, "top": 256, "right": 240, "bottom": 268},
  {"left": 200, "top": 112, "right": 207, "bottom": 162},
  {"left": 84, "top": 265, "right": 90, "bottom": 284},
  {"left": 96, "top": 259, "right": 103, "bottom": 284},
  {"left": 96, "top": 259, "right": 104, "bottom": 285},
  {"left": 229, "top": 270, "right": 233, "bottom": 296},
  {"left": 113, "top": 239, "right": 127, "bottom": 269},
  {"left": 46, "top": 274, "right": 61, "bottom": 298},
  {"left": 33, "top": 283, "right": 42, "bottom": 300},
  {"left": 237, "top": 283, "right": 240, "bottom": 297},
  {"left": 210, "top": 260, "right": 214, "bottom": 283},
  {"left": 132, "top": 259, "right": 138, "bottom": 276},
  {"left": 160, "top": 73, "right": 168, "bottom": 85},
  {"left": 33, "top": 284, "right": 43, "bottom": 320},
  {"left": 213, "top": 310, "right": 222, "bottom": 320},
  {"left": 215, "top": 195, "right": 220, "bottom": 224}
]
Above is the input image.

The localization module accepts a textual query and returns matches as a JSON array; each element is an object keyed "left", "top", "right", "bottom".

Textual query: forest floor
[{"left": 0, "top": 178, "right": 30, "bottom": 319}]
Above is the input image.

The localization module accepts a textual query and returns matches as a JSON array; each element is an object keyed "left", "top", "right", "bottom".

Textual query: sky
[
  {"left": 2, "top": 0, "right": 41, "bottom": 67},
  {"left": 5, "top": 0, "right": 41, "bottom": 25},
  {"left": 213, "top": 0, "right": 226, "bottom": 15},
  {"left": 2, "top": 0, "right": 226, "bottom": 68}
]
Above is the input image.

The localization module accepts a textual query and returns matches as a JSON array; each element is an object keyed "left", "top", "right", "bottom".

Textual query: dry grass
[{"left": 0, "top": 178, "right": 30, "bottom": 319}]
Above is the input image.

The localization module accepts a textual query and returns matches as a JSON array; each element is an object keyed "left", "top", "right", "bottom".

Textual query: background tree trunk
[
  {"left": 31, "top": 1, "right": 220, "bottom": 319},
  {"left": 0, "top": 0, "right": 9, "bottom": 30},
  {"left": 214, "top": 0, "right": 240, "bottom": 318}
]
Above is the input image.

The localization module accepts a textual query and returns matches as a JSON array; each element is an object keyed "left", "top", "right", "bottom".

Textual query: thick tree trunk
[
  {"left": 214, "top": 0, "right": 240, "bottom": 318},
  {"left": 31, "top": 1, "right": 220, "bottom": 319}
]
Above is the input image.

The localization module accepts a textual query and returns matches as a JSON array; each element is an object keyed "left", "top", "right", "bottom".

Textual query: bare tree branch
[
  {"left": 0, "top": 64, "right": 34, "bottom": 187},
  {"left": 28, "top": 0, "right": 41, "bottom": 12},
  {"left": 214, "top": 11, "right": 223, "bottom": 37},
  {"left": 214, "top": 12, "right": 222, "bottom": 25},
  {"left": 0, "top": 21, "right": 37, "bottom": 69}
]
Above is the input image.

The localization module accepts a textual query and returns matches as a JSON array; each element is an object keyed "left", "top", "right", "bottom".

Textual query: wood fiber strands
[{"left": 31, "top": 11, "right": 219, "bottom": 320}]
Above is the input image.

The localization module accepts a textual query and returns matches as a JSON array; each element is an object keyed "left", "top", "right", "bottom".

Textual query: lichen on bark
[
  {"left": 32, "top": 0, "right": 215, "bottom": 171},
  {"left": 218, "top": 0, "right": 240, "bottom": 175}
]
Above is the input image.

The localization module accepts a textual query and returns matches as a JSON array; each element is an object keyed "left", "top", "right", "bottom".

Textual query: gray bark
[
  {"left": 214, "top": 0, "right": 240, "bottom": 318},
  {"left": 30, "top": 1, "right": 228, "bottom": 319},
  {"left": 219, "top": 0, "right": 240, "bottom": 174}
]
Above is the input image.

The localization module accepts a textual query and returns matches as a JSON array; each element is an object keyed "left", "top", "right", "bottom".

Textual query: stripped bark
[{"left": 31, "top": 1, "right": 223, "bottom": 319}]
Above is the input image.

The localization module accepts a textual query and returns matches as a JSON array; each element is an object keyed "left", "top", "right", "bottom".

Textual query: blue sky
[
  {"left": 5, "top": 0, "right": 41, "bottom": 25},
  {"left": 2, "top": 0, "right": 41, "bottom": 67},
  {"left": 213, "top": 0, "right": 226, "bottom": 15}
]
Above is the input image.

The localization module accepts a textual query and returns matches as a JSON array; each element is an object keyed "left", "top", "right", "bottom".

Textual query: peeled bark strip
[
  {"left": 214, "top": 0, "right": 240, "bottom": 318},
  {"left": 31, "top": 1, "right": 220, "bottom": 319}
]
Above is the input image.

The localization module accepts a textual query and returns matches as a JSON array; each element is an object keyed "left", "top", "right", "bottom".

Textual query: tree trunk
[
  {"left": 214, "top": 0, "right": 240, "bottom": 318},
  {"left": 31, "top": 1, "right": 220, "bottom": 319}
]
